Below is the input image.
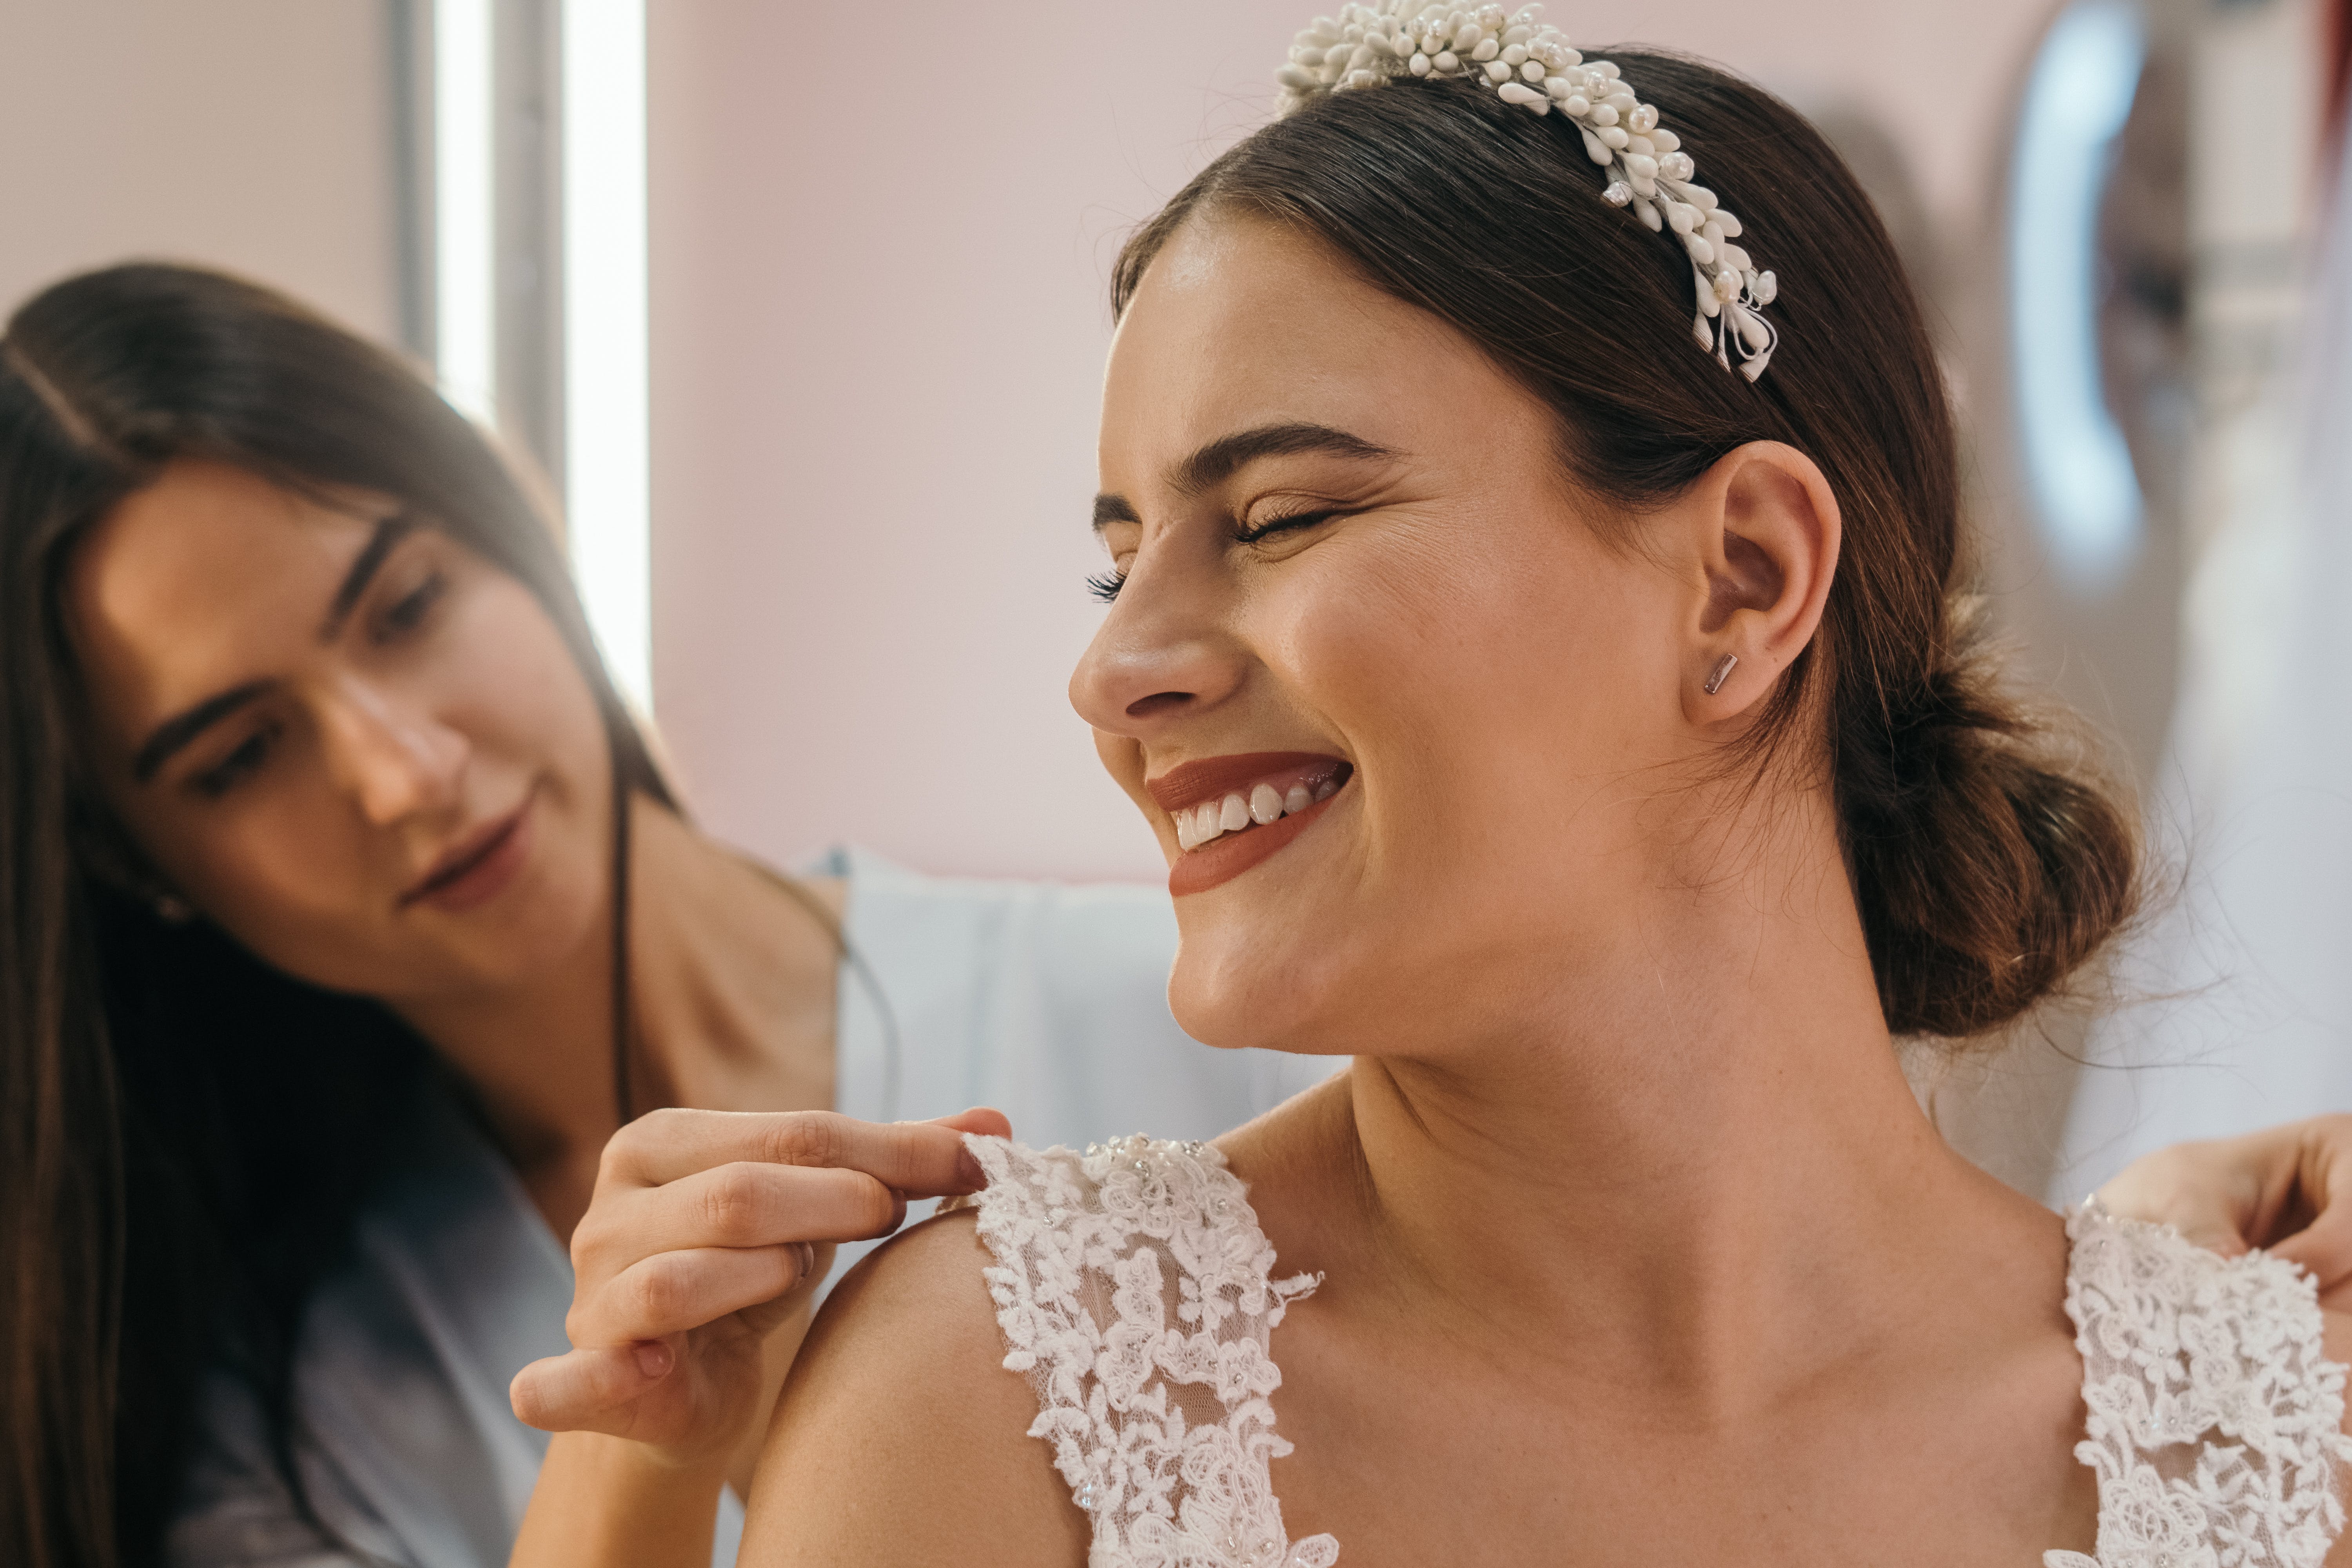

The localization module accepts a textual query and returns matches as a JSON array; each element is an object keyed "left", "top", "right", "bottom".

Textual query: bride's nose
[{"left": 1068, "top": 562, "right": 1245, "bottom": 740}]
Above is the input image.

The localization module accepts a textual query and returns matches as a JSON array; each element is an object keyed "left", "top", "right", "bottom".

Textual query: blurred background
[{"left": 4, "top": 0, "right": 2343, "bottom": 1198}]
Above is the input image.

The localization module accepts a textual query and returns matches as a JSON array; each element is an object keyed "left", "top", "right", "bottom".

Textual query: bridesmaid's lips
[{"left": 400, "top": 793, "right": 536, "bottom": 913}]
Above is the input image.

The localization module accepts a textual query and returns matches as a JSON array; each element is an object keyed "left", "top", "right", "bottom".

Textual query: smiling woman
[
  {"left": 728, "top": 30, "right": 2352, "bottom": 1568},
  {"left": 73, "top": 463, "right": 615, "bottom": 993}
]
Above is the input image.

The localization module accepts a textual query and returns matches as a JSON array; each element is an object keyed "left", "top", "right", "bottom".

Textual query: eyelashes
[
  {"left": 1232, "top": 508, "right": 1340, "bottom": 546},
  {"left": 1086, "top": 509, "right": 1344, "bottom": 604},
  {"left": 193, "top": 723, "right": 281, "bottom": 799},
  {"left": 185, "top": 569, "right": 453, "bottom": 801},
  {"left": 377, "top": 570, "right": 449, "bottom": 639}
]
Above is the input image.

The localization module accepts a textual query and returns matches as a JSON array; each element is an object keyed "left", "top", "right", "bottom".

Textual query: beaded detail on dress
[
  {"left": 966, "top": 1134, "right": 1339, "bottom": 1568},
  {"left": 2047, "top": 1201, "right": 2352, "bottom": 1568}
]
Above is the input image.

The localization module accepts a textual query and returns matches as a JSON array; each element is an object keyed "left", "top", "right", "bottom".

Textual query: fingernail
[
  {"left": 633, "top": 1340, "right": 673, "bottom": 1379},
  {"left": 956, "top": 1146, "right": 986, "bottom": 1191}
]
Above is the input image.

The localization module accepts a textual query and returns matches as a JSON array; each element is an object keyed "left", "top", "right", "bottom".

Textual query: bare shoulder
[{"left": 737, "top": 1207, "right": 1085, "bottom": 1567}]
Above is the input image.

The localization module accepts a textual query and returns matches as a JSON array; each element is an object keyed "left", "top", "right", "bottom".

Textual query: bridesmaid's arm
[
  {"left": 512, "top": 1432, "right": 728, "bottom": 1568},
  {"left": 507, "top": 1108, "right": 1007, "bottom": 1568}
]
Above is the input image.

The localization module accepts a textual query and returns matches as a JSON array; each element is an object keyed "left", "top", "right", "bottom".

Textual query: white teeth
[{"left": 1173, "top": 771, "right": 1349, "bottom": 851}]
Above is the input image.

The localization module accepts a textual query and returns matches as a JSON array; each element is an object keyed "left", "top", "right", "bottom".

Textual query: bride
[{"left": 729, "top": 14, "right": 2350, "bottom": 1565}]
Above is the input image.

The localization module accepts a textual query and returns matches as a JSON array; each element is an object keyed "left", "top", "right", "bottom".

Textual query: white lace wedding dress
[{"left": 964, "top": 1134, "right": 2352, "bottom": 1568}]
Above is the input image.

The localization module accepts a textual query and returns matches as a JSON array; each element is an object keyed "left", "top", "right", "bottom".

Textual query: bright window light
[
  {"left": 2010, "top": 0, "right": 2147, "bottom": 590},
  {"left": 434, "top": 0, "right": 495, "bottom": 424},
  {"left": 563, "top": 0, "right": 653, "bottom": 715}
]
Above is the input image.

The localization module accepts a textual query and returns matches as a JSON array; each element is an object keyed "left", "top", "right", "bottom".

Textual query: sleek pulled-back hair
[
  {"left": 0, "top": 263, "right": 672, "bottom": 1567},
  {"left": 1116, "top": 54, "right": 2139, "bottom": 1040}
]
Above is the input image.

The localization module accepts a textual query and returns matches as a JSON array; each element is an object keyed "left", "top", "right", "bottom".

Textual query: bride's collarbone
[{"left": 1259, "top": 1289, "right": 2097, "bottom": 1565}]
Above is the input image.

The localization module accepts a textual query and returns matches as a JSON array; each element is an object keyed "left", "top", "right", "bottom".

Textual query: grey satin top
[{"left": 166, "top": 848, "right": 1334, "bottom": 1566}]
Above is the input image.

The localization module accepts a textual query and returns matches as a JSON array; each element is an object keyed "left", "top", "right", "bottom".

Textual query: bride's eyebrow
[
  {"left": 1091, "top": 422, "right": 1399, "bottom": 533},
  {"left": 1169, "top": 422, "right": 1397, "bottom": 495}
]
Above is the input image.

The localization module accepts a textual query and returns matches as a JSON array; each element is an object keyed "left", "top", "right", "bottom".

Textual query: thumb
[
  {"left": 2096, "top": 1145, "right": 2256, "bottom": 1260},
  {"left": 510, "top": 1339, "right": 674, "bottom": 1433},
  {"left": 2164, "top": 1210, "right": 2253, "bottom": 1261},
  {"left": 2268, "top": 1158, "right": 2352, "bottom": 1307},
  {"left": 2268, "top": 1213, "right": 2352, "bottom": 1299}
]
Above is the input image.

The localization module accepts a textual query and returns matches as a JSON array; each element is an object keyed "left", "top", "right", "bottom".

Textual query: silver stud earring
[{"left": 1704, "top": 654, "right": 1739, "bottom": 696}]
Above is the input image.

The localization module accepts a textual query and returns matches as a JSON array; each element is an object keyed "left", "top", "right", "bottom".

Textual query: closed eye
[
  {"left": 374, "top": 569, "right": 449, "bottom": 641},
  {"left": 192, "top": 723, "right": 281, "bottom": 798},
  {"left": 1087, "top": 508, "right": 1348, "bottom": 603},
  {"left": 1234, "top": 508, "right": 1344, "bottom": 546}
]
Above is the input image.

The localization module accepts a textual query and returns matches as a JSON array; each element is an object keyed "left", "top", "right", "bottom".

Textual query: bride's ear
[{"left": 1670, "top": 440, "right": 1841, "bottom": 725}]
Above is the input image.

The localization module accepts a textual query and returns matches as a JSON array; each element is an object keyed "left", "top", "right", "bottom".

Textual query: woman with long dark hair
[{"left": 0, "top": 262, "right": 1332, "bottom": 1568}]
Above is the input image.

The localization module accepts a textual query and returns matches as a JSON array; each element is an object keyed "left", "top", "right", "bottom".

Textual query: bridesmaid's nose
[{"left": 320, "top": 673, "right": 468, "bottom": 828}]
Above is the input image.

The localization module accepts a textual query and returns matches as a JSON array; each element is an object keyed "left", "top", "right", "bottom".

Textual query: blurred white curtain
[{"left": 2053, "top": 125, "right": 2352, "bottom": 1197}]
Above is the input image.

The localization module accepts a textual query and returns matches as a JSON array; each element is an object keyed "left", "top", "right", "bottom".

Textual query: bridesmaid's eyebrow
[
  {"left": 132, "top": 681, "right": 272, "bottom": 784},
  {"left": 130, "top": 511, "right": 418, "bottom": 784},
  {"left": 317, "top": 512, "right": 418, "bottom": 642}
]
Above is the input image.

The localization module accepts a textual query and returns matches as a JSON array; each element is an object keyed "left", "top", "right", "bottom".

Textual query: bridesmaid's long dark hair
[{"left": 0, "top": 263, "right": 672, "bottom": 1567}]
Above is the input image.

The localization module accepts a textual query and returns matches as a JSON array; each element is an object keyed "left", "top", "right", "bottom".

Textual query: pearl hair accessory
[{"left": 1276, "top": 2, "right": 1781, "bottom": 382}]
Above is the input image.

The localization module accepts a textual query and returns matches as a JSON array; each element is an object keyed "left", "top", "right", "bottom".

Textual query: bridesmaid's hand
[
  {"left": 2099, "top": 1114, "right": 2352, "bottom": 1311},
  {"left": 510, "top": 1105, "right": 1010, "bottom": 1474}
]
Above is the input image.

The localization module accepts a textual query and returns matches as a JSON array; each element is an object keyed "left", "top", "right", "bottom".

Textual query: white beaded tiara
[{"left": 1276, "top": 2, "right": 1780, "bottom": 382}]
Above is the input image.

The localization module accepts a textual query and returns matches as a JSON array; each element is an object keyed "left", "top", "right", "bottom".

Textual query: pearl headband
[{"left": 1276, "top": 2, "right": 1781, "bottom": 382}]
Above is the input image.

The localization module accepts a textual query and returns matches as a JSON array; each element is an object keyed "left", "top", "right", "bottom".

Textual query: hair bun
[{"left": 1839, "top": 617, "right": 2141, "bottom": 1039}]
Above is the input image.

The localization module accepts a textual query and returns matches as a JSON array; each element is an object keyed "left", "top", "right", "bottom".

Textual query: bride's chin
[{"left": 1169, "top": 936, "right": 1346, "bottom": 1053}]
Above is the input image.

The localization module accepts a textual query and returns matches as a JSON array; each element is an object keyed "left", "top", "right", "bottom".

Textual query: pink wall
[
  {"left": 0, "top": 1, "right": 401, "bottom": 348},
  {"left": 647, "top": 0, "right": 2058, "bottom": 882}
]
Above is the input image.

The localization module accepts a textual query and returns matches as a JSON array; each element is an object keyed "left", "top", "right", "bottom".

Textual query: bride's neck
[{"left": 1283, "top": 802, "right": 2038, "bottom": 1403}]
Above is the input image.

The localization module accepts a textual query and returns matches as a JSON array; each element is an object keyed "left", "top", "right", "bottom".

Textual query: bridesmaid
[{"left": 0, "top": 263, "right": 1327, "bottom": 1568}]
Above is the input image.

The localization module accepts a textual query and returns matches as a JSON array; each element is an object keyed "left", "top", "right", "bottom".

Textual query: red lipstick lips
[
  {"left": 1146, "top": 751, "right": 1353, "bottom": 898},
  {"left": 1147, "top": 751, "right": 1343, "bottom": 813}
]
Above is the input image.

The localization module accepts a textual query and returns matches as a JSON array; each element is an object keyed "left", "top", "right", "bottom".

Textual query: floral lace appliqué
[
  {"left": 967, "top": 1134, "right": 1338, "bottom": 1568},
  {"left": 2046, "top": 1201, "right": 2352, "bottom": 1568}
]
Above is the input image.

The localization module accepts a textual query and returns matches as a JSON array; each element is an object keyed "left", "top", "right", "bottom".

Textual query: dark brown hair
[
  {"left": 1115, "top": 54, "right": 2139, "bottom": 1040},
  {"left": 0, "top": 263, "right": 671, "bottom": 1566}
]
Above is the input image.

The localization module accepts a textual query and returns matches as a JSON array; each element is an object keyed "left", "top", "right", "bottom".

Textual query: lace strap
[
  {"left": 2045, "top": 1201, "right": 2352, "bottom": 1568},
  {"left": 967, "top": 1133, "right": 1339, "bottom": 1568}
]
